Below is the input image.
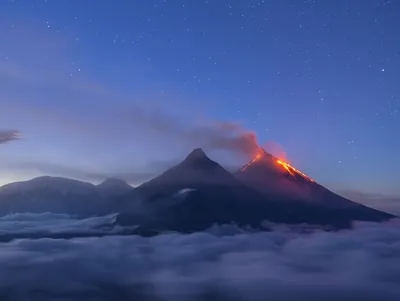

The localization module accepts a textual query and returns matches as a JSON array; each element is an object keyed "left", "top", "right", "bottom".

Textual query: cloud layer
[
  {"left": 0, "top": 213, "right": 400, "bottom": 300},
  {"left": 0, "top": 130, "right": 20, "bottom": 144}
]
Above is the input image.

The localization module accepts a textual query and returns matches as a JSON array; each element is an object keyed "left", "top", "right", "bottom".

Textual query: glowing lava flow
[
  {"left": 240, "top": 151, "right": 263, "bottom": 172},
  {"left": 240, "top": 148, "right": 315, "bottom": 183},
  {"left": 277, "top": 160, "right": 295, "bottom": 176},
  {"left": 276, "top": 160, "right": 314, "bottom": 182}
]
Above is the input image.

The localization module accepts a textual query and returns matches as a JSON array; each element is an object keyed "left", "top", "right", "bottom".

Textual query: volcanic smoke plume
[
  {"left": 0, "top": 130, "right": 20, "bottom": 144},
  {"left": 262, "top": 141, "right": 288, "bottom": 161}
]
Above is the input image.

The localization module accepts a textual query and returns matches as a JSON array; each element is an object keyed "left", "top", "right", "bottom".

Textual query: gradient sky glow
[{"left": 1, "top": 0, "right": 400, "bottom": 204}]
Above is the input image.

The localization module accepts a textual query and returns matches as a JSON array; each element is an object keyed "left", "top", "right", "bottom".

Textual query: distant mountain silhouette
[
  {"left": 98, "top": 178, "right": 133, "bottom": 197},
  {"left": 0, "top": 176, "right": 130, "bottom": 216}
]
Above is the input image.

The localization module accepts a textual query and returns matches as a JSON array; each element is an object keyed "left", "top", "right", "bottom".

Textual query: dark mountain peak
[
  {"left": 185, "top": 148, "right": 207, "bottom": 161},
  {"left": 180, "top": 148, "right": 221, "bottom": 170},
  {"left": 175, "top": 148, "right": 233, "bottom": 179},
  {"left": 135, "top": 148, "right": 238, "bottom": 196},
  {"left": 98, "top": 178, "right": 132, "bottom": 197}
]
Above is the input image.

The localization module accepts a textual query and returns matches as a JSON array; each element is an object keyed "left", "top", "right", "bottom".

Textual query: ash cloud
[
  {"left": 0, "top": 214, "right": 400, "bottom": 300},
  {"left": 0, "top": 130, "right": 20, "bottom": 144},
  {"left": 262, "top": 141, "right": 287, "bottom": 160},
  {"left": 124, "top": 106, "right": 260, "bottom": 158}
]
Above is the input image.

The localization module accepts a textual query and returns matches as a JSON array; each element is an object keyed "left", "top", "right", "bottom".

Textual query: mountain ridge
[
  {"left": 0, "top": 148, "right": 395, "bottom": 232},
  {"left": 116, "top": 148, "right": 395, "bottom": 232},
  {"left": 0, "top": 176, "right": 131, "bottom": 216}
]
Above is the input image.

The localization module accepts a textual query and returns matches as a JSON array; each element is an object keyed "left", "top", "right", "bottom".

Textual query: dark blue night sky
[{"left": 0, "top": 1, "right": 399, "bottom": 204}]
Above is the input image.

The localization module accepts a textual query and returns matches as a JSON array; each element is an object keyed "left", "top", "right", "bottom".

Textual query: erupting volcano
[
  {"left": 116, "top": 147, "right": 395, "bottom": 232},
  {"left": 240, "top": 148, "right": 314, "bottom": 183},
  {"left": 235, "top": 148, "right": 360, "bottom": 208}
]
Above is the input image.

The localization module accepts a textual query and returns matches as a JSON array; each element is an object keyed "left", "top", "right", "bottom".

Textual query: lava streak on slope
[
  {"left": 277, "top": 160, "right": 295, "bottom": 176},
  {"left": 277, "top": 160, "right": 314, "bottom": 182},
  {"left": 240, "top": 152, "right": 262, "bottom": 172},
  {"left": 240, "top": 148, "right": 314, "bottom": 183},
  {"left": 240, "top": 149, "right": 315, "bottom": 182}
]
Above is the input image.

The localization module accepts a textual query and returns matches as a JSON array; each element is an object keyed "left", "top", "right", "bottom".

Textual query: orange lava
[
  {"left": 240, "top": 151, "right": 262, "bottom": 172},
  {"left": 240, "top": 148, "right": 315, "bottom": 183},
  {"left": 276, "top": 160, "right": 314, "bottom": 182}
]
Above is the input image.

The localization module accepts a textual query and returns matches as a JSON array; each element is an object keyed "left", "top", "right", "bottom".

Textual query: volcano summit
[{"left": 236, "top": 148, "right": 357, "bottom": 208}]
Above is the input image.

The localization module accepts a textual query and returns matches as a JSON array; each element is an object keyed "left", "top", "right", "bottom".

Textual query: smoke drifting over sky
[
  {"left": 0, "top": 130, "right": 20, "bottom": 144},
  {"left": 0, "top": 115, "right": 257, "bottom": 185},
  {"left": 1, "top": 213, "right": 400, "bottom": 301},
  {"left": 0, "top": 17, "right": 258, "bottom": 184}
]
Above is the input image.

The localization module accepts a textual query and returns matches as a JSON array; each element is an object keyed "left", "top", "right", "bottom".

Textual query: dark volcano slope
[
  {"left": 116, "top": 149, "right": 395, "bottom": 233},
  {"left": 116, "top": 149, "right": 292, "bottom": 232},
  {"left": 117, "top": 184, "right": 292, "bottom": 233},
  {"left": 117, "top": 188, "right": 393, "bottom": 234},
  {"left": 235, "top": 149, "right": 394, "bottom": 221}
]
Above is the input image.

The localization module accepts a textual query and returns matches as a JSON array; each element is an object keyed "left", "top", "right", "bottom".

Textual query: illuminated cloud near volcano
[
  {"left": 0, "top": 130, "right": 20, "bottom": 144},
  {"left": 262, "top": 141, "right": 287, "bottom": 161}
]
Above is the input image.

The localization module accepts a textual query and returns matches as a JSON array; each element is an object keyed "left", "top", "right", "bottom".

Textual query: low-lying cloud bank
[
  {"left": 0, "top": 212, "right": 120, "bottom": 236},
  {"left": 0, "top": 213, "right": 400, "bottom": 301}
]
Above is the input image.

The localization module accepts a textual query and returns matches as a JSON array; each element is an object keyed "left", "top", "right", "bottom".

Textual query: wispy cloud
[
  {"left": 0, "top": 18, "right": 260, "bottom": 157},
  {"left": 0, "top": 130, "right": 20, "bottom": 144},
  {"left": 0, "top": 17, "right": 260, "bottom": 184}
]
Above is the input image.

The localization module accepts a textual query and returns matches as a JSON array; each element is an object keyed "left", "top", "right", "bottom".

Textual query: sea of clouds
[{"left": 0, "top": 213, "right": 400, "bottom": 301}]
